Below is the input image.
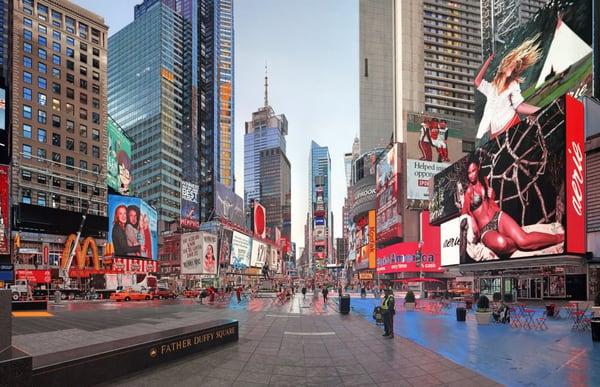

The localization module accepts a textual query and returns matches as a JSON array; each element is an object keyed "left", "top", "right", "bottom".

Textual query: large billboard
[
  {"left": 107, "top": 117, "right": 132, "bottom": 195},
  {"left": 231, "top": 231, "right": 251, "bottom": 268},
  {"left": 251, "top": 239, "right": 268, "bottom": 268},
  {"left": 108, "top": 195, "right": 158, "bottom": 260},
  {"left": 440, "top": 216, "right": 462, "bottom": 266},
  {"left": 431, "top": 96, "right": 585, "bottom": 263},
  {"left": 0, "top": 165, "right": 9, "bottom": 255},
  {"left": 367, "top": 210, "right": 376, "bottom": 269},
  {"left": 406, "top": 159, "right": 449, "bottom": 201},
  {"left": 181, "top": 232, "right": 202, "bottom": 274},
  {"left": 219, "top": 229, "right": 233, "bottom": 267},
  {"left": 376, "top": 144, "right": 403, "bottom": 243},
  {"left": 253, "top": 202, "right": 267, "bottom": 239},
  {"left": 181, "top": 181, "right": 200, "bottom": 230},
  {"left": 202, "top": 232, "right": 218, "bottom": 275},
  {"left": 475, "top": 0, "right": 593, "bottom": 140},
  {"left": 0, "top": 88, "right": 5, "bottom": 131},
  {"left": 215, "top": 182, "right": 245, "bottom": 227}
]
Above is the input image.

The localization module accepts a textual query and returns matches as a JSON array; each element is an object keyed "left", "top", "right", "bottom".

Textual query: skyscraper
[
  {"left": 308, "top": 141, "right": 331, "bottom": 269},
  {"left": 108, "top": 1, "right": 184, "bottom": 225}
]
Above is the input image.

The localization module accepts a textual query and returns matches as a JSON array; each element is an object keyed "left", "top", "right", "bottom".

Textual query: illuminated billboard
[
  {"left": 431, "top": 96, "right": 585, "bottom": 263},
  {"left": 251, "top": 239, "right": 268, "bottom": 268},
  {"left": 376, "top": 144, "right": 402, "bottom": 243},
  {"left": 107, "top": 117, "right": 132, "bottom": 195},
  {"left": 475, "top": 0, "right": 593, "bottom": 140},
  {"left": 181, "top": 181, "right": 200, "bottom": 230},
  {"left": 253, "top": 202, "right": 266, "bottom": 239},
  {"left": 231, "top": 231, "right": 251, "bottom": 268},
  {"left": 215, "top": 182, "right": 245, "bottom": 227},
  {"left": 220, "top": 229, "right": 233, "bottom": 267},
  {"left": 406, "top": 159, "right": 449, "bottom": 201},
  {"left": 108, "top": 195, "right": 158, "bottom": 260},
  {"left": 0, "top": 88, "right": 5, "bottom": 131},
  {"left": 0, "top": 165, "right": 9, "bottom": 255}
]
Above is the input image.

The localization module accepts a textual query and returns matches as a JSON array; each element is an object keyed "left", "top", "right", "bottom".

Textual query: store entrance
[{"left": 518, "top": 278, "right": 543, "bottom": 300}]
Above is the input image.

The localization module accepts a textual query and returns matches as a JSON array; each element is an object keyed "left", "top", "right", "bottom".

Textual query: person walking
[
  {"left": 322, "top": 286, "right": 329, "bottom": 304},
  {"left": 235, "top": 285, "right": 242, "bottom": 303},
  {"left": 381, "top": 289, "right": 396, "bottom": 338},
  {"left": 301, "top": 285, "right": 307, "bottom": 299}
]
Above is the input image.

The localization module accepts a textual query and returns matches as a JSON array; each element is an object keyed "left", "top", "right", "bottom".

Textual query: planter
[
  {"left": 404, "top": 302, "right": 416, "bottom": 311},
  {"left": 592, "top": 317, "right": 600, "bottom": 341},
  {"left": 475, "top": 311, "right": 492, "bottom": 325},
  {"left": 592, "top": 306, "right": 600, "bottom": 318}
]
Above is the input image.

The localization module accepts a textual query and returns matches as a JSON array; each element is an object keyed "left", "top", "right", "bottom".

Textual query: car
[
  {"left": 182, "top": 289, "right": 200, "bottom": 298},
  {"left": 149, "top": 287, "right": 177, "bottom": 299},
  {"left": 109, "top": 289, "right": 152, "bottom": 302}
]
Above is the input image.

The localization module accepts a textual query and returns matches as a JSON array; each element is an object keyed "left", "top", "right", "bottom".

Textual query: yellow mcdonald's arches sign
[{"left": 60, "top": 234, "right": 100, "bottom": 270}]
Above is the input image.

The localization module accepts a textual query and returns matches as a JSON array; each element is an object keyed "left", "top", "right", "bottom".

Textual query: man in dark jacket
[{"left": 381, "top": 289, "right": 395, "bottom": 338}]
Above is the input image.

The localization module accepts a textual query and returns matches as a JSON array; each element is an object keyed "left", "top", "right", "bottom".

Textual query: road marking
[
  {"left": 12, "top": 311, "right": 54, "bottom": 317},
  {"left": 284, "top": 331, "right": 336, "bottom": 336},
  {"left": 266, "top": 314, "right": 301, "bottom": 318}
]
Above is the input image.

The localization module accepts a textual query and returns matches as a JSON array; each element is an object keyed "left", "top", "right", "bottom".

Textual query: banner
[
  {"left": 107, "top": 117, "right": 132, "bottom": 195},
  {"left": 376, "top": 144, "right": 402, "bottom": 243},
  {"left": 180, "top": 232, "right": 203, "bottom": 275},
  {"left": 181, "top": 181, "right": 200, "bottom": 230},
  {"left": 202, "top": 232, "right": 218, "bottom": 275},
  {"left": 406, "top": 159, "right": 449, "bottom": 201},
  {"left": 108, "top": 195, "right": 158, "bottom": 260},
  {"left": 0, "top": 165, "right": 9, "bottom": 255},
  {"left": 16, "top": 269, "right": 51, "bottom": 283},
  {"left": 220, "top": 229, "right": 233, "bottom": 267},
  {"left": 368, "top": 210, "right": 376, "bottom": 269},
  {"left": 215, "top": 182, "right": 245, "bottom": 227},
  {"left": 231, "top": 231, "right": 251, "bottom": 268},
  {"left": 251, "top": 239, "right": 267, "bottom": 268},
  {"left": 440, "top": 216, "right": 462, "bottom": 266}
]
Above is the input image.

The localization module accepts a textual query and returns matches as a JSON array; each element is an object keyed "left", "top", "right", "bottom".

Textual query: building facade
[
  {"left": 308, "top": 141, "right": 332, "bottom": 270},
  {"left": 259, "top": 147, "right": 291, "bottom": 240}
]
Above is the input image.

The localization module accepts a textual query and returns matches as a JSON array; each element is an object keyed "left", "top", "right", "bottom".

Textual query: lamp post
[{"left": 416, "top": 240, "right": 424, "bottom": 299}]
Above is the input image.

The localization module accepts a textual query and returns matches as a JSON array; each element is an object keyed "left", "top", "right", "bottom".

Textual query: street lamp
[{"left": 416, "top": 240, "right": 424, "bottom": 299}]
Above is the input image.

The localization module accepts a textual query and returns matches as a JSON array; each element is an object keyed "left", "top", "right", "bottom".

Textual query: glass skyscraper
[{"left": 308, "top": 141, "right": 332, "bottom": 268}]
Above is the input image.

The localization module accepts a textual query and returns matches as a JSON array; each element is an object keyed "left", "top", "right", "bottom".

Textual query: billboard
[
  {"left": 202, "top": 232, "right": 218, "bottom": 275},
  {"left": 215, "top": 182, "right": 245, "bottom": 227},
  {"left": 254, "top": 202, "right": 266, "bottom": 239},
  {"left": 220, "top": 229, "right": 233, "bottom": 267},
  {"left": 475, "top": 0, "right": 593, "bottom": 140},
  {"left": 0, "top": 165, "right": 9, "bottom": 255},
  {"left": 416, "top": 117, "right": 451, "bottom": 162},
  {"left": 251, "top": 239, "right": 268, "bottom": 267},
  {"left": 0, "top": 88, "right": 5, "bottom": 131},
  {"left": 107, "top": 117, "right": 132, "bottom": 195},
  {"left": 314, "top": 217, "right": 325, "bottom": 226},
  {"left": 431, "top": 97, "right": 585, "bottom": 263},
  {"left": 376, "top": 144, "right": 402, "bottom": 243},
  {"left": 367, "top": 210, "right": 376, "bottom": 269},
  {"left": 231, "top": 231, "right": 251, "bottom": 268},
  {"left": 440, "top": 216, "right": 462, "bottom": 266},
  {"left": 406, "top": 159, "right": 449, "bottom": 201},
  {"left": 108, "top": 195, "right": 158, "bottom": 260},
  {"left": 181, "top": 232, "right": 202, "bottom": 274},
  {"left": 181, "top": 181, "right": 200, "bottom": 230}
]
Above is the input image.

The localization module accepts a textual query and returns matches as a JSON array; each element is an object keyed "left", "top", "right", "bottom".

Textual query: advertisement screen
[
  {"left": 220, "top": 229, "right": 233, "bottom": 267},
  {"left": 107, "top": 117, "right": 132, "bottom": 195},
  {"left": 215, "top": 182, "right": 245, "bottom": 227},
  {"left": 231, "top": 231, "right": 251, "bottom": 268},
  {"left": 0, "top": 165, "right": 9, "bottom": 255},
  {"left": 314, "top": 217, "right": 325, "bottom": 226},
  {"left": 254, "top": 202, "right": 267, "bottom": 239},
  {"left": 181, "top": 181, "right": 200, "bottom": 230},
  {"left": 251, "top": 240, "right": 268, "bottom": 268},
  {"left": 376, "top": 144, "right": 403, "bottom": 243},
  {"left": 368, "top": 210, "right": 376, "bottom": 269},
  {"left": 431, "top": 97, "right": 583, "bottom": 263},
  {"left": 406, "top": 159, "right": 449, "bottom": 201},
  {"left": 440, "top": 217, "right": 463, "bottom": 266},
  {"left": 0, "top": 88, "right": 5, "bottom": 131},
  {"left": 108, "top": 195, "right": 158, "bottom": 260},
  {"left": 475, "top": 0, "right": 592, "bottom": 140}
]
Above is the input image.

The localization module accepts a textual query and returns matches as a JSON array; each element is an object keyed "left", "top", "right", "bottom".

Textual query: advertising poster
[
  {"left": 0, "top": 88, "right": 5, "bottom": 131},
  {"left": 548, "top": 275, "right": 566, "bottom": 297},
  {"left": 440, "top": 216, "right": 463, "bottom": 266},
  {"left": 475, "top": 0, "right": 592, "bottom": 140},
  {"left": 181, "top": 181, "right": 200, "bottom": 230},
  {"left": 107, "top": 117, "right": 132, "bottom": 195},
  {"left": 368, "top": 210, "right": 376, "bottom": 269},
  {"left": 202, "top": 232, "right": 218, "bottom": 275},
  {"left": 251, "top": 239, "right": 268, "bottom": 268},
  {"left": 0, "top": 165, "right": 9, "bottom": 255},
  {"left": 108, "top": 195, "right": 158, "bottom": 260},
  {"left": 231, "top": 231, "right": 251, "bottom": 268},
  {"left": 406, "top": 159, "right": 449, "bottom": 201},
  {"left": 180, "top": 232, "right": 203, "bottom": 275},
  {"left": 347, "top": 222, "right": 356, "bottom": 261},
  {"left": 376, "top": 144, "right": 402, "bottom": 243},
  {"left": 431, "top": 99, "right": 572, "bottom": 263},
  {"left": 416, "top": 117, "right": 451, "bottom": 162},
  {"left": 220, "top": 229, "right": 233, "bottom": 267},
  {"left": 215, "top": 182, "right": 245, "bottom": 227},
  {"left": 254, "top": 202, "right": 267, "bottom": 239}
]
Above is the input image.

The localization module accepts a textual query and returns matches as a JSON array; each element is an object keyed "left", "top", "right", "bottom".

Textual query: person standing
[
  {"left": 301, "top": 285, "right": 307, "bottom": 299},
  {"left": 322, "top": 286, "right": 329, "bottom": 304},
  {"left": 381, "top": 289, "right": 395, "bottom": 338},
  {"left": 235, "top": 285, "right": 243, "bottom": 303}
]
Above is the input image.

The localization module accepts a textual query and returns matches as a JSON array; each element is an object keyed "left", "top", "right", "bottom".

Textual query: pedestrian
[
  {"left": 301, "top": 285, "right": 307, "bottom": 299},
  {"left": 381, "top": 289, "right": 395, "bottom": 338},
  {"left": 322, "top": 286, "right": 329, "bottom": 304},
  {"left": 235, "top": 285, "right": 242, "bottom": 303}
]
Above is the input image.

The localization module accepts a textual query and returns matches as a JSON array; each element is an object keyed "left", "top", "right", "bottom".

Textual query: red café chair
[
  {"left": 534, "top": 311, "right": 548, "bottom": 331},
  {"left": 510, "top": 307, "right": 522, "bottom": 328}
]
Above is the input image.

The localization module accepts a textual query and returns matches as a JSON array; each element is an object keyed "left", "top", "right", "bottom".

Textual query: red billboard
[
  {"left": 377, "top": 211, "right": 442, "bottom": 274},
  {"left": 254, "top": 202, "right": 266, "bottom": 239},
  {"left": 376, "top": 144, "right": 403, "bottom": 243},
  {"left": 16, "top": 269, "right": 51, "bottom": 283},
  {"left": 0, "top": 165, "right": 9, "bottom": 255}
]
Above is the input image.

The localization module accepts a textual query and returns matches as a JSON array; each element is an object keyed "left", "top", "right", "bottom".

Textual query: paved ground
[{"left": 12, "top": 295, "right": 497, "bottom": 386}]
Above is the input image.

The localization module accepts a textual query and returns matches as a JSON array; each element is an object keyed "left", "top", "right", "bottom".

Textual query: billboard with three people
[{"left": 108, "top": 195, "right": 158, "bottom": 260}]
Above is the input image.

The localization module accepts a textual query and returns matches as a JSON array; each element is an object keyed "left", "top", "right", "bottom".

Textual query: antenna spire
[{"left": 264, "top": 62, "right": 269, "bottom": 107}]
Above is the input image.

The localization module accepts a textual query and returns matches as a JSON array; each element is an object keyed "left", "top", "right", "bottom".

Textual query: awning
[
  {"left": 391, "top": 278, "right": 444, "bottom": 283},
  {"left": 459, "top": 255, "right": 585, "bottom": 272}
]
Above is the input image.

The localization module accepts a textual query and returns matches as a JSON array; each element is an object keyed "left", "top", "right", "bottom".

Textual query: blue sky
[{"left": 72, "top": 0, "right": 358, "bottom": 251}]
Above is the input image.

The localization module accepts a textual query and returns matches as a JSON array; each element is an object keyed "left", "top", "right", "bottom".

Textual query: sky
[{"left": 71, "top": 0, "right": 359, "bottom": 252}]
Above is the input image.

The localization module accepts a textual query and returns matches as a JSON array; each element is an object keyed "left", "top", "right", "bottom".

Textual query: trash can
[
  {"left": 545, "top": 304, "right": 555, "bottom": 317},
  {"left": 592, "top": 317, "right": 600, "bottom": 342},
  {"left": 339, "top": 294, "right": 351, "bottom": 314},
  {"left": 456, "top": 307, "right": 466, "bottom": 322},
  {"left": 54, "top": 290, "right": 61, "bottom": 304}
]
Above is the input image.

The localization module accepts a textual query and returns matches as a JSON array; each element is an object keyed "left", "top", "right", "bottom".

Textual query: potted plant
[
  {"left": 404, "top": 290, "right": 416, "bottom": 311},
  {"left": 593, "top": 292, "right": 600, "bottom": 318},
  {"left": 475, "top": 295, "right": 492, "bottom": 325}
]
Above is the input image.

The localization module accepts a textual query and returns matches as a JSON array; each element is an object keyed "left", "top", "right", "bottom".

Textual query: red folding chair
[
  {"left": 510, "top": 307, "right": 522, "bottom": 328},
  {"left": 534, "top": 311, "right": 548, "bottom": 331}
]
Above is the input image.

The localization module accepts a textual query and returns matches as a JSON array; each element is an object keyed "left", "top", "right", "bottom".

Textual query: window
[
  {"left": 80, "top": 93, "right": 87, "bottom": 105},
  {"left": 37, "top": 148, "right": 46, "bottom": 160},
  {"left": 92, "top": 47, "right": 99, "bottom": 57},
  {"left": 53, "top": 178, "right": 61, "bottom": 187},
  {"left": 66, "top": 36, "right": 74, "bottom": 46},
  {"left": 66, "top": 48, "right": 74, "bottom": 58},
  {"left": 79, "top": 124, "right": 87, "bottom": 137},
  {"left": 52, "top": 152, "right": 61, "bottom": 163},
  {"left": 38, "top": 93, "right": 46, "bottom": 106},
  {"left": 79, "top": 160, "right": 88, "bottom": 171},
  {"left": 92, "top": 145, "right": 100, "bottom": 158},
  {"left": 23, "top": 87, "right": 32, "bottom": 101},
  {"left": 38, "top": 36, "right": 47, "bottom": 47},
  {"left": 92, "top": 129, "right": 100, "bottom": 141},
  {"left": 23, "top": 144, "right": 32, "bottom": 159},
  {"left": 23, "top": 56, "right": 32, "bottom": 68},
  {"left": 66, "top": 88, "right": 74, "bottom": 99},
  {"left": 80, "top": 108, "right": 87, "bottom": 120},
  {"left": 23, "top": 124, "right": 32, "bottom": 138},
  {"left": 80, "top": 79, "right": 87, "bottom": 89},
  {"left": 92, "top": 164, "right": 100, "bottom": 174},
  {"left": 37, "top": 193, "right": 47, "bottom": 206},
  {"left": 80, "top": 42, "right": 87, "bottom": 51},
  {"left": 79, "top": 141, "right": 87, "bottom": 154},
  {"left": 92, "top": 28, "right": 101, "bottom": 45},
  {"left": 79, "top": 22, "right": 88, "bottom": 39},
  {"left": 52, "top": 99, "right": 60, "bottom": 112},
  {"left": 80, "top": 53, "right": 87, "bottom": 63},
  {"left": 52, "top": 115, "right": 60, "bottom": 128},
  {"left": 92, "top": 58, "right": 100, "bottom": 69},
  {"left": 52, "top": 68, "right": 60, "bottom": 79},
  {"left": 52, "top": 54, "right": 61, "bottom": 65},
  {"left": 66, "top": 16, "right": 75, "bottom": 34},
  {"left": 38, "top": 62, "right": 47, "bottom": 74},
  {"left": 22, "top": 189, "right": 31, "bottom": 204},
  {"left": 92, "top": 98, "right": 99, "bottom": 109},
  {"left": 23, "top": 105, "right": 32, "bottom": 119},
  {"left": 52, "top": 42, "right": 60, "bottom": 52},
  {"left": 37, "top": 3, "right": 48, "bottom": 15},
  {"left": 92, "top": 71, "right": 100, "bottom": 81},
  {"left": 38, "top": 48, "right": 47, "bottom": 60},
  {"left": 80, "top": 184, "right": 87, "bottom": 193},
  {"left": 66, "top": 73, "right": 74, "bottom": 84},
  {"left": 37, "top": 174, "right": 46, "bottom": 184},
  {"left": 52, "top": 133, "right": 61, "bottom": 146},
  {"left": 37, "top": 76, "right": 47, "bottom": 89},
  {"left": 21, "top": 170, "right": 32, "bottom": 181},
  {"left": 51, "top": 194, "right": 60, "bottom": 208},
  {"left": 52, "top": 83, "right": 60, "bottom": 94},
  {"left": 23, "top": 42, "right": 32, "bottom": 53},
  {"left": 37, "top": 128, "right": 46, "bottom": 143},
  {"left": 23, "top": 29, "right": 32, "bottom": 40},
  {"left": 37, "top": 110, "right": 47, "bottom": 124},
  {"left": 92, "top": 84, "right": 99, "bottom": 95},
  {"left": 66, "top": 137, "right": 74, "bottom": 150},
  {"left": 66, "top": 120, "right": 74, "bottom": 133},
  {"left": 67, "top": 60, "right": 74, "bottom": 70},
  {"left": 66, "top": 103, "right": 74, "bottom": 116},
  {"left": 80, "top": 66, "right": 87, "bottom": 76},
  {"left": 23, "top": 71, "right": 32, "bottom": 84},
  {"left": 66, "top": 181, "right": 75, "bottom": 192},
  {"left": 53, "top": 30, "right": 61, "bottom": 40},
  {"left": 66, "top": 156, "right": 74, "bottom": 170},
  {"left": 23, "top": 18, "right": 33, "bottom": 27},
  {"left": 92, "top": 112, "right": 100, "bottom": 124}
]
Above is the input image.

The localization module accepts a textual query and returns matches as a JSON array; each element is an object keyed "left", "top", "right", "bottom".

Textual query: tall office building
[
  {"left": 308, "top": 141, "right": 331, "bottom": 269},
  {"left": 259, "top": 147, "right": 291, "bottom": 239},
  {"left": 108, "top": 1, "right": 184, "bottom": 224},
  {"left": 0, "top": 0, "right": 7, "bottom": 84},
  {"left": 9, "top": 0, "right": 108, "bottom": 252}
]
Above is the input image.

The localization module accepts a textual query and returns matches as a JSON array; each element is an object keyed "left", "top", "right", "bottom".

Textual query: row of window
[
  {"left": 23, "top": 104, "right": 100, "bottom": 124},
  {"left": 21, "top": 189, "right": 99, "bottom": 209},
  {"left": 22, "top": 124, "right": 99, "bottom": 147},
  {"left": 21, "top": 143, "right": 100, "bottom": 168}
]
